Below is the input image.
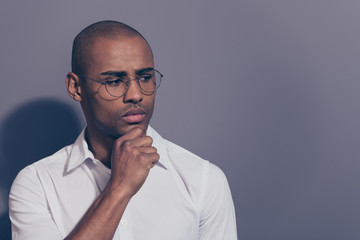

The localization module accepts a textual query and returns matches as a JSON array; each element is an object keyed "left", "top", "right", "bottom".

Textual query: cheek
[
  {"left": 144, "top": 95, "right": 156, "bottom": 115},
  {"left": 88, "top": 98, "right": 119, "bottom": 125}
]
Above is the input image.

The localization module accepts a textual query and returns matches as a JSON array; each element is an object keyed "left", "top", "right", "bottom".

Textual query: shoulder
[
  {"left": 10, "top": 144, "right": 71, "bottom": 194},
  {"left": 150, "top": 127, "right": 230, "bottom": 205},
  {"left": 163, "top": 138, "right": 227, "bottom": 184},
  {"left": 31, "top": 144, "right": 71, "bottom": 174},
  {"left": 150, "top": 126, "right": 227, "bottom": 181},
  {"left": 163, "top": 137, "right": 208, "bottom": 166},
  {"left": 156, "top": 131, "right": 210, "bottom": 184}
]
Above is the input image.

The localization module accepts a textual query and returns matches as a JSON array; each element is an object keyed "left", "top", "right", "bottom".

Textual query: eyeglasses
[{"left": 77, "top": 69, "right": 163, "bottom": 97}]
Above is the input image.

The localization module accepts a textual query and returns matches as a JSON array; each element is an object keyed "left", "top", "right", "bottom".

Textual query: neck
[{"left": 85, "top": 126, "right": 116, "bottom": 168}]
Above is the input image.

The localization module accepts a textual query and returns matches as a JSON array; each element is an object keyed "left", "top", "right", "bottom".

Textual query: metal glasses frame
[{"left": 76, "top": 69, "right": 163, "bottom": 97}]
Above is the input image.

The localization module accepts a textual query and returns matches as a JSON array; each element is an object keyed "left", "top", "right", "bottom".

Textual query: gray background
[{"left": 0, "top": 0, "right": 359, "bottom": 239}]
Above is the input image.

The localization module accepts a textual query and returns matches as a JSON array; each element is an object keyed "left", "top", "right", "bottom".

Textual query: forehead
[{"left": 83, "top": 35, "right": 154, "bottom": 75}]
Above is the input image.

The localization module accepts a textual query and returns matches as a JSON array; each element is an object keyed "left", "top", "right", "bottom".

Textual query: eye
[
  {"left": 138, "top": 74, "right": 153, "bottom": 83},
  {"left": 105, "top": 77, "right": 124, "bottom": 87}
]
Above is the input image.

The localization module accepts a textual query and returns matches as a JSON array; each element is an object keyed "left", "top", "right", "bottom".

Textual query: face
[{"left": 78, "top": 35, "right": 156, "bottom": 138}]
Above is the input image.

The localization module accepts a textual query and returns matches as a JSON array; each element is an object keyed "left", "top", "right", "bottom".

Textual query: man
[{"left": 9, "top": 20, "right": 237, "bottom": 240}]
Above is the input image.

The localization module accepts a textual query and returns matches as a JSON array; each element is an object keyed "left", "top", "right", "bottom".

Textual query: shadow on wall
[{"left": 0, "top": 98, "right": 83, "bottom": 239}]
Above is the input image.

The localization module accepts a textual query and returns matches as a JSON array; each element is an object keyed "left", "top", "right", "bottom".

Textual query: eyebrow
[{"left": 100, "top": 67, "right": 154, "bottom": 77}]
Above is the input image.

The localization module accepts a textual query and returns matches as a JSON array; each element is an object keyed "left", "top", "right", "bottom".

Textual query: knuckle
[
  {"left": 146, "top": 147, "right": 156, "bottom": 153},
  {"left": 114, "top": 138, "right": 123, "bottom": 147},
  {"left": 133, "top": 127, "right": 144, "bottom": 136},
  {"left": 122, "top": 140, "right": 133, "bottom": 149},
  {"left": 133, "top": 149, "right": 141, "bottom": 157},
  {"left": 146, "top": 136, "right": 153, "bottom": 145},
  {"left": 149, "top": 153, "right": 159, "bottom": 162},
  {"left": 139, "top": 153, "right": 147, "bottom": 162}
]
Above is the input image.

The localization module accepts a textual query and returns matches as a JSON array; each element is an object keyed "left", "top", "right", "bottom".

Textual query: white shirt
[{"left": 9, "top": 126, "right": 237, "bottom": 240}]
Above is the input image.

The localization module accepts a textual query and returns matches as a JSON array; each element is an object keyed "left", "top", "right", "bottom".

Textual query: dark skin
[{"left": 65, "top": 35, "right": 159, "bottom": 239}]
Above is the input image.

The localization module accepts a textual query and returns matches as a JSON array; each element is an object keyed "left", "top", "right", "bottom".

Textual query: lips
[{"left": 122, "top": 108, "right": 146, "bottom": 124}]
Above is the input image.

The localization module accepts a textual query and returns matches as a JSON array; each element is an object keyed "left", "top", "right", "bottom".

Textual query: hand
[{"left": 109, "top": 127, "right": 159, "bottom": 197}]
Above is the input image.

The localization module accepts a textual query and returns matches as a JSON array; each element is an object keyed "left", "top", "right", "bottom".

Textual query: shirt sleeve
[
  {"left": 9, "top": 166, "right": 62, "bottom": 240},
  {"left": 198, "top": 163, "right": 238, "bottom": 240}
]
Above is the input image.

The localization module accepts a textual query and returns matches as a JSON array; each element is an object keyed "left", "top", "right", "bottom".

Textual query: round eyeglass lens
[
  {"left": 105, "top": 70, "right": 162, "bottom": 97},
  {"left": 105, "top": 79, "right": 128, "bottom": 97},
  {"left": 138, "top": 70, "right": 162, "bottom": 93}
]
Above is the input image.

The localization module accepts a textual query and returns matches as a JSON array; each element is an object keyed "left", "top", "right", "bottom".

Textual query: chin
[{"left": 115, "top": 122, "right": 149, "bottom": 137}]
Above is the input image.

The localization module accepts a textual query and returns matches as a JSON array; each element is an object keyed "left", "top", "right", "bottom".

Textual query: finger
[
  {"left": 139, "top": 146, "right": 157, "bottom": 154},
  {"left": 115, "top": 127, "right": 145, "bottom": 145},
  {"left": 129, "top": 136, "right": 153, "bottom": 148},
  {"left": 123, "top": 127, "right": 146, "bottom": 139},
  {"left": 145, "top": 152, "right": 160, "bottom": 165}
]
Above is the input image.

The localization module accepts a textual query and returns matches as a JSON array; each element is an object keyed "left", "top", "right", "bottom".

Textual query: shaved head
[{"left": 71, "top": 20, "right": 152, "bottom": 74}]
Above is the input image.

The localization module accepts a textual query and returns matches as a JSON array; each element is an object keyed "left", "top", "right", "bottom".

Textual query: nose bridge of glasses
[
  {"left": 123, "top": 76, "right": 140, "bottom": 87},
  {"left": 121, "top": 76, "right": 143, "bottom": 102},
  {"left": 124, "top": 76, "right": 142, "bottom": 91}
]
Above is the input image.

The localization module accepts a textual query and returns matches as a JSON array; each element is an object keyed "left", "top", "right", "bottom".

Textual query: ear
[{"left": 66, "top": 72, "right": 82, "bottom": 102}]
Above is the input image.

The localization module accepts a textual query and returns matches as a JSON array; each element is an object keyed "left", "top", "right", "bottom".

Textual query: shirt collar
[
  {"left": 146, "top": 126, "right": 169, "bottom": 170},
  {"left": 66, "top": 126, "right": 169, "bottom": 173},
  {"left": 66, "top": 129, "right": 94, "bottom": 173}
]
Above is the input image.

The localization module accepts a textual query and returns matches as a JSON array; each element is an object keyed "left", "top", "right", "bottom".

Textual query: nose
[{"left": 123, "top": 79, "right": 143, "bottom": 103}]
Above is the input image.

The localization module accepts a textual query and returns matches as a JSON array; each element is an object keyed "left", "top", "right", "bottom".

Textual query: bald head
[{"left": 71, "top": 20, "right": 152, "bottom": 74}]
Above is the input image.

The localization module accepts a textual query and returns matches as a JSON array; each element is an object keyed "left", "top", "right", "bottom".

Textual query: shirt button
[{"left": 121, "top": 219, "right": 128, "bottom": 226}]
